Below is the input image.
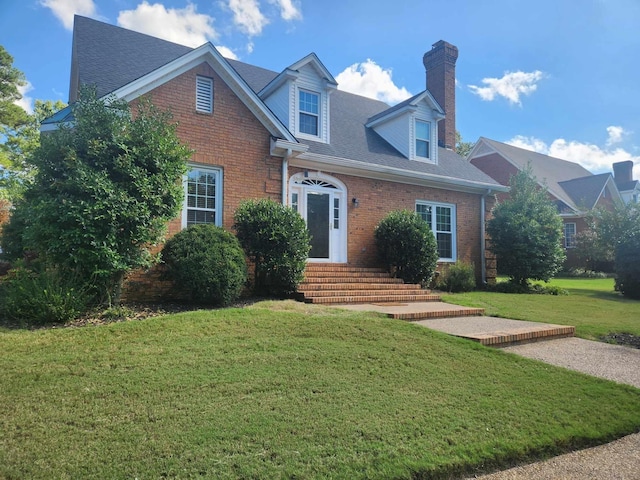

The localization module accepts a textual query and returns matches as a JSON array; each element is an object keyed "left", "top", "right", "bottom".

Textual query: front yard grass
[
  {"left": 1, "top": 300, "right": 639, "bottom": 479},
  {"left": 442, "top": 277, "right": 640, "bottom": 340}
]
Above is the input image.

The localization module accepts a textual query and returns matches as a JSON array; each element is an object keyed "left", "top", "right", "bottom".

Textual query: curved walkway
[{"left": 337, "top": 302, "right": 640, "bottom": 479}]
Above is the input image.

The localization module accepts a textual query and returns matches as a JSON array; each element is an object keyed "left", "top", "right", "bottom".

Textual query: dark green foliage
[
  {"left": 487, "top": 281, "right": 568, "bottom": 296},
  {"left": 0, "top": 46, "right": 29, "bottom": 131},
  {"left": 487, "top": 167, "right": 565, "bottom": 287},
  {"left": 0, "top": 267, "right": 91, "bottom": 325},
  {"left": 233, "top": 199, "right": 310, "bottom": 296},
  {"left": 615, "top": 231, "right": 640, "bottom": 299},
  {"left": 440, "top": 261, "right": 476, "bottom": 292},
  {"left": 161, "top": 225, "right": 247, "bottom": 306},
  {"left": 374, "top": 210, "right": 438, "bottom": 285},
  {"left": 0, "top": 198, "right": 29, "bottom": 262},
  {"left": 5, "top": 87, "right": 190, "bottom": 304}
]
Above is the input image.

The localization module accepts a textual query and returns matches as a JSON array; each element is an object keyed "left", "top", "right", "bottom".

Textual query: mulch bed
[{"left": 600, "top": 333, "right": 640, "bottom": 350}]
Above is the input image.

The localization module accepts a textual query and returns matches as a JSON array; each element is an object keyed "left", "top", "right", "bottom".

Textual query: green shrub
[
  {"left": 234, "top": 199, "right": 310, "bottom": 296},
  {"left": 161, "top": 225, "right": 247, "bottom": 306},
  {"left": 374, "top": 210, "right": 438, "bottom": 285},
  {"left": 0, "top": 267, "right": 91, "bottom": 325},
  {"left": 615, "top": 231, "right": 640, "bottom": 299},
  {"left": 488, "top": 281, "right": 568, "bottom": 296},
  {"left": 440, "top": 262, "right": 476, "bottom": 292}
]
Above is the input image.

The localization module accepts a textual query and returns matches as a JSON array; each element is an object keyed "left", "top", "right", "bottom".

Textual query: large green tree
[
  {"left": 0, "top": 45, "right": 28, "bottom": 131},
  {"left": 4, "top": 87, "right": 191, "bottom": 304},
  {"left": 1, "top": 99, "right": 66, "bottom": 201},
  {"left": 487, "top": 166, "right": 565, "bottom": 287}
]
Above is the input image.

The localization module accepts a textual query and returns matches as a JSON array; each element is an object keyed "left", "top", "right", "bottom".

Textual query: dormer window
[
  {"left": 416, "top": 120, "right": 430, "bottom": 159},
  {"left": 299, "top": 89, "right": 319, "bottom": 136}
]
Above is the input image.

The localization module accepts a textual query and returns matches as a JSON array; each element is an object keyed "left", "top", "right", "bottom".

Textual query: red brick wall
[
  {"left": 122, "top": 61, "right": 494, "bottom": 301},
  {"left": 123, "top": 63, "right": 281, "bottom": 302},
  {"left": 289, "top": 167, "right": 490, "bottom": 282}
]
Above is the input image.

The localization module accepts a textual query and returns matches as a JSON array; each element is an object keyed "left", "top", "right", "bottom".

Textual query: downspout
[
  {"left": 282, "top": 149, "right": 291, "bottom": 205},
  {"left": 480, "top": 189, "right": 492, "bottom": 285}
]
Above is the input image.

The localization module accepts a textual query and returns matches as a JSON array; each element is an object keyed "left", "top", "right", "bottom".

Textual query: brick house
[
  {"left": 44, "top": 16, "right": 507, "bottom": 301},
  {"left": 467, "top": 137, "right": 624, "bottom": 269}
]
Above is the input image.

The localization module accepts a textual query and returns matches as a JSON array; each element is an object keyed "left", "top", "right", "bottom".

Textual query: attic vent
[{"left": 196, "top": 76, "right": 213, "bottom": 113}]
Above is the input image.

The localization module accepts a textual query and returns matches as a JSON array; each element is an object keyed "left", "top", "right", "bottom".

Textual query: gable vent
[{"left": 196, "top": 76, "right": 213, "bottom": 113}]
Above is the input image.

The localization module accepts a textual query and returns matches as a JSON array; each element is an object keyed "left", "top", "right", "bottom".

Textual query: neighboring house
[
  {"left": 467, "top": 137, "right": 624, "bottom": 268},
  {"left": 613, "top": 160, "right": 640, "bottom": 204},
  {"left": 44, "top": 16, "right": 507, "bottom": 301}
]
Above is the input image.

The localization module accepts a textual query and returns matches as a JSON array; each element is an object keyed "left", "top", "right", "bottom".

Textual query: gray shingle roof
[
  {"left": 68, "top": 16, "right": 502, "bottom": 190},
  {"left": 558, "top": 173, "right": 612, "bottom": 210},
  {"left": 477, "top": 137, "right": 594, "bottom": 210},
  {"left": 71, "top": 16, "right": 191, "bottom": 100}
]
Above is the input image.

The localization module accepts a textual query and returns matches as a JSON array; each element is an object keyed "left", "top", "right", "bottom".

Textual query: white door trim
[{"left": 289, "top": 172, "right": 347, "bottom": 263}]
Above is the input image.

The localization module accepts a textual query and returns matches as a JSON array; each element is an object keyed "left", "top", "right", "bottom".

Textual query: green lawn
[
  {"left": 1, "top": 301, "right": 639, "bottom": 479},
  {"left": 442, "top": 277, "right": 640, "bottom": 340}
]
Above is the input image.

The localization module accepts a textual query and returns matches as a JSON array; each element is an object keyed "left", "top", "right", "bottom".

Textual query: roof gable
[
  {"left": 365, "top": 90, "right": 444, "bottom": 128},
  {"left": 258, "top": 53, "right": 337, "bottom": 99},
  {"left": 57, "top": 16, "right": 506, "bottom": 193}
]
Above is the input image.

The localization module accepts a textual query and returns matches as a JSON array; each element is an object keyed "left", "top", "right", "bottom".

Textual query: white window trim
[
  {"left": 182, "top": 165, "right": 223, "bottom": 228},
  {"left": 195, "top": 75, "right": 213, "bottom": 114},
  {"left": 416, "top": 200, "right": 457, "bottom": 262},
  {"left": 415, "top": 119, "right": 431, "bottom": 161},
  {"left": 296, "top": 87, "right": 321, "bottom": 140},
  {"left": 564, "top": 222, "right": 577, "bottom": 249}
]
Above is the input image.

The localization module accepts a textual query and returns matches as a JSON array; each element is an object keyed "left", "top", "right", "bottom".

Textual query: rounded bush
[
  {"left": 374, "top": 210, "right": 438, "bottom": 285},
  {"left": 440, "top": 261, "right": 476, "bottom": 293},
  {"left": 615, "top": 231, "right": 640, "bottom": 300},
  {"left": 161, "top": 225, "right": 247, "bottom": 306},
  {"left": 234, "top": 199, "right": 310, "bottom": 296}
]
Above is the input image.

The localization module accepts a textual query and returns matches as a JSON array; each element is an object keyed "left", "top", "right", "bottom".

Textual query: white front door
[{"left": 290, "top": 173, "right": 347, "bottom": 263}]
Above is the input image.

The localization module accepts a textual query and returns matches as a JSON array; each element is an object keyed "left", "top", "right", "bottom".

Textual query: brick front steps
[
  {"left": 298, "top": 264, "right": 440, "bottom": 305},
  {"left": 300, "top": 264, "right": 576, "bottom": 347}
]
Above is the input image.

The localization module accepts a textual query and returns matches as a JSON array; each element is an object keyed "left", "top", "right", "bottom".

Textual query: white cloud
[
  {"left": 117, "top": 2, "right": 218, "bottom": 48},
  {"left": 269, "top": 0, "right": 302, "bottom": 21},
  {"left": 228, "top": 0, "right": 269, "bottom": 36},
  {"left": 215, "top": 45, "right": 238, "bottom": 60},
  {"left": 606, "top": 125, "right": 627, "bottom": 146},
  {"left": 40, "top": 0, "right": 97, "bottom": 30},
  {"left": 15, "top": 81, "right": 34, "bottom": 114},
  {"left": 507, "top": 132, "right": 640, "bottom": 178},
  {"left": 469, "top": 70, "right": 544, "bottom": 106},
  {"left": 335, "top": 59, "right": 412, "bottom": 105}
]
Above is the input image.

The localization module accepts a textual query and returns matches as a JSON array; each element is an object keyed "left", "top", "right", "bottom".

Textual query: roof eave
[{"left": 293, "top": 152, "right": 508, "bottom": 194}]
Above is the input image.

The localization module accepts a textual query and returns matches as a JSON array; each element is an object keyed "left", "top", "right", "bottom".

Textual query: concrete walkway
[{"left": 336, "top": 301, "right": 640, "bottom": 479}]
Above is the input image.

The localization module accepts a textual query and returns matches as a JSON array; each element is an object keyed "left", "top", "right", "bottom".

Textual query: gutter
[{"left": 282, "top": 149, "right": 291, "bottom": 204}]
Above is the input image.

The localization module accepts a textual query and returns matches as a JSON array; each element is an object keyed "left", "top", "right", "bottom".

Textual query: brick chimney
[
  {"left": 613, "top": 160, "right": 634, "bottom": 185},
  {"left": 423, "top": 40, "right": 458, "bottom": 151}
]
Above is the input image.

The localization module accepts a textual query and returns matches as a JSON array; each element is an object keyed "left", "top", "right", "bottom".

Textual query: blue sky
[{"left": 2, "top": 0, "right": 639, "bottom": 177}]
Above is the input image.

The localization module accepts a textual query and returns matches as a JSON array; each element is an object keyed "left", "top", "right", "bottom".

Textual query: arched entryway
[{"left": 289, "top": 172, "right": 347, "bottom": 263}]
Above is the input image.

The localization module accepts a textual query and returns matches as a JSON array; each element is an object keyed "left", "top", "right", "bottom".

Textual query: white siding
[
  {"left": 413, "top": 103, "right": 438, "bottom": 163},
  {"left": 294, "top": 64, "right": 330, "bottom": 143},
  {"left": 374, "top": 115, "right": 410, "bottom": 158},
  {"left": 264, "top": 83, "right": 290, "bottom": 129}
]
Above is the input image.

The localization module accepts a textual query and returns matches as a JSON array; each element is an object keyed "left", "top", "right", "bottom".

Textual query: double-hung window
[
  {"left": 415, "top": 120, "right": 430, "bottom": 159},
  {"left": 183, "top": 166, "right": 222, "bottom": 227},
  {"left": 564, "top": 222, "right": 576, "bottom": 248},
  {"left": 299, "top": 89, "right": 319, "bottom": 136},
  {"left": 416, "top": 201, "right": 456, "bottom": 261}
]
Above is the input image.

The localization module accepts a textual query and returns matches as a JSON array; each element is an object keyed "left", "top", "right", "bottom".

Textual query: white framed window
[
  {"left": 299, "top": 89, "right": 319, "bottom": 136},
  {"left": 183, "top": 165, "right": 222, "bottom": 228},
  {"left": 416, "top": 201, "right": 456, "bottom": 261},
  {"left": 415, "top": 119, "right": 430, "bottom": 159},
  {"left": 564, "top": 222, "right": 576, "bottom": 248},
  {"left": 196, "top": 76, "right": 213, "bottom": 113}
]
